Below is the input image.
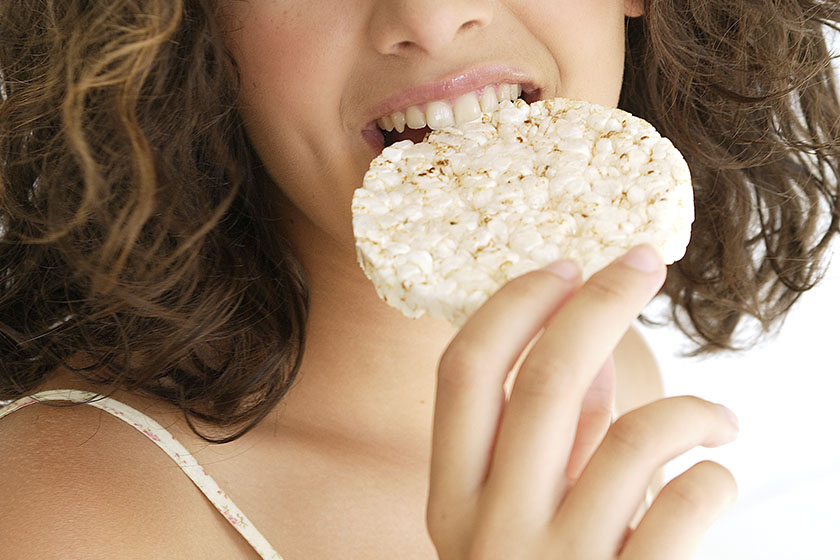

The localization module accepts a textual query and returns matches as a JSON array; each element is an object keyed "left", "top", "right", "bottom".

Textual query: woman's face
[{"left": 220, "top": 0, "right": 641, "bottom": 254}]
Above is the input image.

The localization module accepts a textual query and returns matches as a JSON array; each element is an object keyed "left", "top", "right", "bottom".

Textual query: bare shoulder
[
  {"left": 613, "top": 324, "right": 665, "bottom": 415},
  {"left": 0, "top": 397, "right": 257, "bottom": 559}
]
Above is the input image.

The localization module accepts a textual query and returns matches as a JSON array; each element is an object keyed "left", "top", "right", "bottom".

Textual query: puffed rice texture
[{"left": 353, "top": 97, "right": 694, "bottom": 327}]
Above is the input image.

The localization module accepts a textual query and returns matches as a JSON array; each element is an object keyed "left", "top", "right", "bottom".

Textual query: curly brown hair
[
  {"left": 623, "top": 0, "right": 840, "bottom": 351},
  {"left": 1, "top": 0, "right": 839, "bottom": 441}
]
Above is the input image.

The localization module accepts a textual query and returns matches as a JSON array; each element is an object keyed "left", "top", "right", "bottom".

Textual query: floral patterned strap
[{"left": 0, "top": 389, "right": 283, "bottom": 560}]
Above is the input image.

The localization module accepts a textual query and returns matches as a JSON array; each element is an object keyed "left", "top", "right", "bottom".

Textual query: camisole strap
[{"left": 0, "top": 389, "right": 283, "bottom": 560}]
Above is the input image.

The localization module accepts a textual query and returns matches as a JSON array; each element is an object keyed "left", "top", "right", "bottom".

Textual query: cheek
[
  {"left": 222, "top": 2, "right": 365, "bottom": 237},
  {"left": 512, "top": 0, "right": 627, "bottom": 106},
  {"left": 226, "top": 1, "right": 342, "bottom": 86},
  {"left": 230, "top": 3, "right": 337, "bottom": 137}
]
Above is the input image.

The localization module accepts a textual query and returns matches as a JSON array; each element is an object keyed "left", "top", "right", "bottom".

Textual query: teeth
[
  {"left": 426, "top": 101, "right": 455, "bottom": 128},
  {"left": 378, "top": 82, "right": 526, "bottom": 133},
  {"left": 479, "top": 86, "right": 499, "bottom": 112},
  {"left": 453, "top": 92, "right": 482, "bottom": 125},
  {"left": 377, "top": 114, "right": 395, "bottom": 132},
  {"left": 405, "top": 105, "right": 426, "bottom": 129},
  {"left": 498, "top": 83, "right": 511, "bottom": 102},
  {"left": 390, "top": 111, "right": 406, "bottom": 133}
]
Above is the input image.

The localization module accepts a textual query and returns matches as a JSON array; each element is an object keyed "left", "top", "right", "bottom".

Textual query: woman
[{"left": 1, "top": 1, "right": 838, "bottom": 558}]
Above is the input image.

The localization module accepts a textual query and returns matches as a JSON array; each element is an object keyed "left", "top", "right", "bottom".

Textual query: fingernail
[
  {"left": 542, "top": 259, "right": 580, "bottom": 281},
  {"left": 618, "top": 245, "right": 662, "bottom": 273}
]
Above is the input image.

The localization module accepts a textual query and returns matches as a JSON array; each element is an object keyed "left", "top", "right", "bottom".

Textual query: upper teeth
[{"left": 377, "top": 83, "right": 524, "bottom": 133}]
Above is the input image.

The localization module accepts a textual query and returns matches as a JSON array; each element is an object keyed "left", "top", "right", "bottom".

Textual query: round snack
[{"left": 353, "top": 97, "right": 694, "bottom": 326}]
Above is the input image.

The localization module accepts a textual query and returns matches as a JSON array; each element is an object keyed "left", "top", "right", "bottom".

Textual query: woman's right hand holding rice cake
[{"left": 428, "top": 245, "right": 739, "bottom": 559}]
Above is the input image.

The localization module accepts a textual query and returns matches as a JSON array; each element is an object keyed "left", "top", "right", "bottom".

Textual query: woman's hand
[{"left": 427, "top": 245, "right": 739, "bottom": 559}]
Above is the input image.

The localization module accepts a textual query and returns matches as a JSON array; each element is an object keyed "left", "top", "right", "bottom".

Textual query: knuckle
[
  {"left": 667, "top": 474, "right": 711, "bottom": 512},
  {"left": 581, "top": 273, "right": 628, "bottom": 306},
  {"left": 516, "top": 357, "right": 582, "bottom": 400},
  {"left": 438, "top": 344, "right": 486, "bottom": 389},
  {"left": 606, "top": 413, "right": 658, "bottom": 456},
  {"left": 669, "top": 461, "right": 738, "bottom": 513}
]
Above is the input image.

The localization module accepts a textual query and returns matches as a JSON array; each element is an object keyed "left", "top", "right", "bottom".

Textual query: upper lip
[{"left": 364, "top": 63, "right": 542, "bottom": 128}]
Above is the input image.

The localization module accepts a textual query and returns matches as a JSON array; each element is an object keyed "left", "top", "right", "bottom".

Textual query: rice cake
[{"left": 352, "top": 97, "right": 694, "bottom": 326}]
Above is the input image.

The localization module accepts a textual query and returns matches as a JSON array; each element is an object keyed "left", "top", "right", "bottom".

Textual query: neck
[{"left": 269, "top": 215, "right": 456, "bottom": 464}]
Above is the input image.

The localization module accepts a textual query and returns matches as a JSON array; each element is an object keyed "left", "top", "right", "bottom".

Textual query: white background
[{"left": 638, "top": 238, "right": 839, "bottom": 559}]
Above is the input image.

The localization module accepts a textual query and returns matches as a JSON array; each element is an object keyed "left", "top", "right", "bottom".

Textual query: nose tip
[{"left": 369, "top": 0, "right": 493, "bottom": 57}]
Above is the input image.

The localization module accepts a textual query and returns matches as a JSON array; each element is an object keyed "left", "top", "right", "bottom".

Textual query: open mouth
[{"left": 377, "top": 82, "right": 537, "bottom": 148}]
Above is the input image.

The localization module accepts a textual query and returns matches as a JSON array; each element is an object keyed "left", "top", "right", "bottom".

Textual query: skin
[
  {"left": 0, "top": 1, "right": 738, "bottom": 558},
  {"left": 217, "top": 0, "right": 641, "bottom": 485}
]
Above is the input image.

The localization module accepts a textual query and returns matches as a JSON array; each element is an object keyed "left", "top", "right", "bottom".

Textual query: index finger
[
  {"left": 429, "top": 262, "right": 580, "bottom": 511},
  {"left": 481, "top": 245, "right": 666, "bottom": 520}
]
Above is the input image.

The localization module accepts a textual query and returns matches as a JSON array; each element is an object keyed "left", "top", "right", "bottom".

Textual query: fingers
[
  {"left": 551, "top": 396, "right": 739, "bottom": 557},
  {"left": 564, "top": 355, "right": 616, "bottom": 484},
  {"left": 480, "top": 245, "right": 665, "bottom": 522},
  {"left": 620, "top": 461, "right": 738, "bottom": 560},
  {"left": 429, "top": 264, "right": 579, "bottom": 514},
  {"left": 428, "top": 245, "right": 736, "bottom": 560}
]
